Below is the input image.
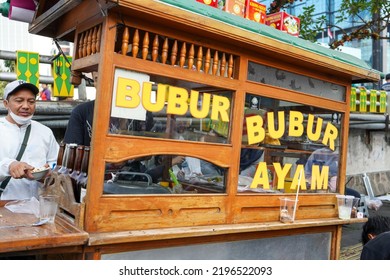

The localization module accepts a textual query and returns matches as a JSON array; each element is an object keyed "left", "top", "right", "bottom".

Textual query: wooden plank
[
  {"left": 86, "top": 225, "right": 337, "bottom": 257},
  {"left": 0, "top": 207, "right": 88, "bottom": 254},
  {"left": 88, "top": 217, "right": 365, "bottom": 246},
  {"left": 102, "top": 136, "right": 232, "bottom": 167},
  {"left": 83, "top": 14, "right": 121, "bottom": 232},
  {"left": 71, "top": 53, "right": 101, "bottom": 72},
  {"left": 89, "top": 195, "right": 228, "bottom": 232}
]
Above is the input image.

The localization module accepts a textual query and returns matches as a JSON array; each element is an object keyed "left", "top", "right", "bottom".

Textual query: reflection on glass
[
  {"left": 247, "top": 61, "right": 346, "bottom": 101},
  {"left": 109, "top": 76, "right": 233, "bottom": 144},
  {"left": 103, "top": 155, "right": 227, "bottom": 195},
  {"left": 304, "top": 147, "right": 339, "bottom": 193},
  {"left": 238, "top": 94, "right": 342, "bottom": 194}
]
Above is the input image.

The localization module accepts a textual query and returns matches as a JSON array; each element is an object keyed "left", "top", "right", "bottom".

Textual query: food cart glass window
[
  {"left": 247, "top": 62, "right": 346, "bottom": 102},
  {"left": 108, "top": 68, "right": 232, "bottom": 144},
  {"left": 238, "top": 95, "right": 342, "bottom": 194},
  {"left": 103, "top": 155, "right": 227, "bottom": 195}
]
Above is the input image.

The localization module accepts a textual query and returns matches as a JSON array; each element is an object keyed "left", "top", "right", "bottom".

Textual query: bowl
[{"left": 31, "top": 167, "right": 50, "bottom": 181}]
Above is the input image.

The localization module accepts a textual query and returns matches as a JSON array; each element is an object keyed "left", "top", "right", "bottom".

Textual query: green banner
[
  {"left": 16, "top": 51, "right": 39, "bottom": 87},
  {"left": 52, "top": 55, "right": 74, "bottom": 97},
  {"left": 369, "top": 90, "right": 377, "bottom": 113},
  {"left": 379, "top": 91, "right": 387, "bottom": 113},
  {"left": 359, "top": 89, "right": 367, "bottom": 112},
  {"left": 350, "top": 87, "right": 356, "bottom": 112}
]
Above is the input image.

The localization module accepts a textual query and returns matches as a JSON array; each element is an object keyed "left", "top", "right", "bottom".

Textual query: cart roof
[
  {"left": 30, "top": 0, "right": 381, "bottom": 82},
  {"left": 158, "top": 0, "right": 381, "bottom": 82}
]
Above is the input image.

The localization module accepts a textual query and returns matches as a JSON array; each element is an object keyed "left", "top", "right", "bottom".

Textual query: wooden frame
[
  {"left": 27, "top": 0, "right": 379, "bottom": 259},
  {"left": 77, "top": 9, "right": 354, "bottom": 234}
]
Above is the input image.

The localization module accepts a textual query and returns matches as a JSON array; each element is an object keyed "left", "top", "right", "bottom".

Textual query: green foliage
[
  {"left": 268, "top": 0, "right": 300, "bottom": 14},
  {"left": 4, "top": 60, "right": 15, "bottom": 72},
  {"left": 0, "top": 60, "right": 15, "bottom": 98},
  {"left": 299, "top": 5, "right": 326, "bottom": 42},
  {"left": 268, "top": 0, "right": 390, "bottom": 49}
]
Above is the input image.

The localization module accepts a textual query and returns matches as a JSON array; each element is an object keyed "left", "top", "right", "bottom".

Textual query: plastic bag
[
  {"left": 366, "top": 198, "right": 383, "bottom": 211},
  {"left": 4, "top": 197, "right": 40, "bottom": 217}
]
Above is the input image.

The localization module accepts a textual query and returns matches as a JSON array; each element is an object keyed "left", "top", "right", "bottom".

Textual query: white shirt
[{"left": 0, "top": 118, "right": 59, "bottom": 200}]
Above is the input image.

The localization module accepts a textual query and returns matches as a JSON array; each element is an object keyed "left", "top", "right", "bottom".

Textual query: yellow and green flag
[
  {"left": 379, "top": 91, "right": 387, "bottom": 113},
  {"left": 52, "top": 55, "right": 74, "bottom": 97},
  {"left": 350, "top": 87, "right": 357, "bottom": 112},
  {"left": 369, "top": 90, "right": 377, "bottom": 113},
  {"left": 16, "top": 51, "right": 39, "bottom": 87}
]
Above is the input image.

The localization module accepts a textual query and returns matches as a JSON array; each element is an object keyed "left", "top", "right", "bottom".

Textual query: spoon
[{"left": 0, "top": 218, "right": 50, "bottom": 229}]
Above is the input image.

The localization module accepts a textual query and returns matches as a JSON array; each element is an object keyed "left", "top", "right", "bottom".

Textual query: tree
[
  {"left": 4, "top": 59, "right": 15, "bottom": 72},
  {"left": 268, "top": 0, "right": 390, "bottom": 49},
  {"left": 0, "top": 60, "right": 15, "bottom": 98}
]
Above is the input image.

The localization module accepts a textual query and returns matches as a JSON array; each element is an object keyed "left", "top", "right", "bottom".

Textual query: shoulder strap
[
  {"left": 0, "top": 124, "right": 32, "bottom": 194},
  {"left": 16, "top": 124, "right": 31, "bottom": 161}
]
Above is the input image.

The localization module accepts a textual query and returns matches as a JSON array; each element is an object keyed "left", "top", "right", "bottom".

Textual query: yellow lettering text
[
  {"left": 246, "top": 115, "right": 266, "bottom": 145},
  {"left": 322, "top": 122, "right": 338, "bottom": 151},
  {"left": 273, "top": 162, "right": 291, "bottom": 190},
  {"left": 267, "top": 111, "right": 285, "bottom": 139},
  {"left": 307, "top": 114, "right": 323, "bottom": 142},
  {"left": 142, "top": 83, "right": 166, "bottom": 112},
  {"left": 190, "top": 91, "right": 211, "bottom": 119},
  {"left": 290, "top": 165, "right": 307, "bottom": 190},
  {"left": 310, "top": 165, "right": 329, "bottom": 190},
  {"left": 166, "top": 86, "right": 189, "bottom": 115},
  {"left": 288, "top": 111, "right": 304, "bottom": 137},
  {"left": 210, "top": 95, "right": 230, "bottom": 122},
  {"left": 250, "top": 162, "right": 270, "bottom": 189},
  {"left": 116, "top": 77, "right": 141, "bottom": 108}
]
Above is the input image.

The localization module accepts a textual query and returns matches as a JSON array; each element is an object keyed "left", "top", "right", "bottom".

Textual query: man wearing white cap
[{"left": 0, "top": 80, "right": 59, "bottom": 200}]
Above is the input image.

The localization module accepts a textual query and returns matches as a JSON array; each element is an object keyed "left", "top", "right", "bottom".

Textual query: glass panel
[
  {"left": 247, "top": 61, "right": 346, "bottom": 101},
  {"left": 103, "top": 155, "right": 227, "bottom": 195},
  {"left": 108, "top": 68, "right": 232, "bottom": 144},
  {"left": 238, "top": 94, "right": 342, "bottom": 194}
]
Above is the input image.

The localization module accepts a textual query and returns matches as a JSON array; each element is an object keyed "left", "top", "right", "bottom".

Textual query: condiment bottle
[
  {"left": 57, "top": 144, "right": 69, "bottom": 174},
  {"left": 70, "top": 145, "right": 84, "bottom": 201},
  {"left": 53, "top": 142, "right": 66, "bottom": 172},
  {"left": 76, "top": 146, "right": 90, "bottom": 203},
  {"left": 59, "top": 144, "right": 77, "bottom": 175}
]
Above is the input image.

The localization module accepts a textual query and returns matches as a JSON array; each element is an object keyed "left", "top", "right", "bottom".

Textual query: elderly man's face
[{"left": 3, "top": 89, "right": 36, "bottom": 122}]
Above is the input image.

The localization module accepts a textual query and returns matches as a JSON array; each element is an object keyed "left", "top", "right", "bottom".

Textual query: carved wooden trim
[
  {"left": 115, "top": 25, "right": 237, "bottom": 79},
  {"left": 76, "top": 23, "right": 102, "bottom": 59}
]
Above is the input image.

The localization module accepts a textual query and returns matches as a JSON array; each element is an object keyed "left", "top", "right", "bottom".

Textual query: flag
[
  {"left": 16, "top": 51, "right": 40, "bottom": 87},
  {"left": 52, "top": 55, "right": 74, "bottom": 97},
  {"left": 327, "top": 27, "right": 333, "bottom": 39}
]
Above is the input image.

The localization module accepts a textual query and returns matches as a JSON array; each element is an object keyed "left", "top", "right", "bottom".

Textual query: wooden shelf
[
  {"left": 0, "top": 206, "right": 88, "bottom": 255},
  {"left": 88, "top": 217, "right": 366, "bottom": 246},
  {"left": 71, "top": 53, "right": 101, "bottom": 72}
]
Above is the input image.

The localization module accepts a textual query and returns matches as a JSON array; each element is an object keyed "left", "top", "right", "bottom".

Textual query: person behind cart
[
  {"left": 381, "top": 73, "right": 390, "bottom": 91},
  {"left": 360, "top": 215, "right": 390, "bottom": 260},
  {"left": 63, "top": 101, "right": 130, "bottom": 145},
  {"left": 63, "top": 72, "right": 131, "bottom": 146},
  {"left": 303, "top": 147, "right": 360, "bottom": 197},
  {"left": 0, "top": 80, "right": 59, "bottom": 200}
]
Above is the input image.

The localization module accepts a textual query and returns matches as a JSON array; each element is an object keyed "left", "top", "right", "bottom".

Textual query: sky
[
  {"left": 0, "top": 2, "right": 95, "bottom": 99},
  {"left": 0, "top": 9, "right": 54, "bottom": 76}
]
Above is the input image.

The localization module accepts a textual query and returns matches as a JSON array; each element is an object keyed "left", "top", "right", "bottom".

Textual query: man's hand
[{"left": 9, "top": 161, "right": 35, "bottom": 180}]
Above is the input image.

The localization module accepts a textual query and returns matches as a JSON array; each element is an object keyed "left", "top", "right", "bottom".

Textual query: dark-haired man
[
  {"left": 360, "top": 215, "right": 390, "bottom": 260},
  {"left": 381, "top": 73, "right": 390, "bottom": 91}
]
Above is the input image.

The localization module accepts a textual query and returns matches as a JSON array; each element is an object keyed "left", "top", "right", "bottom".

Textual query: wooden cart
[{"left": 18, "top": 0, "right": 380, "bottom": 259}]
